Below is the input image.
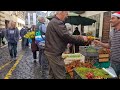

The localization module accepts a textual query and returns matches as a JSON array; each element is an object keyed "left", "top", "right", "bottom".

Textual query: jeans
[
  {"left": 21, "top": 37, "right": 27, "bottom": 49},
  {"left": 39, "top": 49, "right": 42, "bottom": 65},
  {"left": 8, "top": 42, "right": 17, "bottom": 58},
  {"left": 0, "top": 37, "right": 1, "bottom": 47},
  {"left": 111, "top": 61, "right": 120, "bottom": 77}
]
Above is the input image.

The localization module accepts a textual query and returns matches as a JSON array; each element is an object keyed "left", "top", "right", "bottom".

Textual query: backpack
[{"left": 35, "top": 22, "right": 45, "bottom": 44}]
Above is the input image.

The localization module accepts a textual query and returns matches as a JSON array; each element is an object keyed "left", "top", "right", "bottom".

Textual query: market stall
[{"left": 63, "top": 44, "right": 117, "bottom": 79}]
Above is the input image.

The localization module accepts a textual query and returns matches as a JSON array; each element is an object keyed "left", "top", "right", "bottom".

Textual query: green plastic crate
[{"left": 94, "top": 61, "right": 110, "bottom": 68}]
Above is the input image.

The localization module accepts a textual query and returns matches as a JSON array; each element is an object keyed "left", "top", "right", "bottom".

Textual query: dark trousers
[
  {"left": 21, "top": 37, "right": 27, "bottom": 49},
  {"left": 39, "top": 49, "right": 49, "bottom": 79},
  {"left": 26, "top": 39, "right": 29, "bottom": 46},
  {"left": 44, "top": 51, "right": 66, "bottom": 79},
  {"left": 111, "top": 61, "right": 120, "bottom": 78},
  {"left": 33, "top": 51, "right": 37, "bottom": 59},
  {"left": 0, "top": 37, "right": 1, "bottom": 47},
  {"left": 8, "top": 42, "right": 17, "bottom": 58}
]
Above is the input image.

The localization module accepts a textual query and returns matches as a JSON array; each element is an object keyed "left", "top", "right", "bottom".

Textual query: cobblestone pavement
[{"left": 0, "top": 41, "right": 48, "bottom": 79}]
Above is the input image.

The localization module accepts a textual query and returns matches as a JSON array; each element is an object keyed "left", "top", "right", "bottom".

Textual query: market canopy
[{"left": 46, "top": 12, "right": 96, "bottom": 26}]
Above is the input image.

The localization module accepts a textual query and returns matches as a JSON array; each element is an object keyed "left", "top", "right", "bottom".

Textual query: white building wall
[
  {"left": 80, "top": 11, "right": 107, "bottom": 38},
  {"left": 33, "top": 13, "right": 36, "bottom": 25},
  {"left": 28, "top": 13, "right": 30, "bottom": 25}
]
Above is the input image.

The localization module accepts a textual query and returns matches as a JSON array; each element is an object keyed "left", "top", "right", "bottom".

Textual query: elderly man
[
  {"left": 44, "top": 11, "right": 88, "bottom": 79},
  {"left": 94, "top": 11, "right": 120, "bottom": 78},
  {"left": 36, "top": 17, "right": 48, "bottom": 78},
  {"left": 5, "top": 21, "right": 19, "bottom": 61}
]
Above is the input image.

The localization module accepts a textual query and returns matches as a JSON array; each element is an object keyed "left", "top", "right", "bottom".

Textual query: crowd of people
[{"left": 1, "top": 11, "right": 120, "bottom": 79}]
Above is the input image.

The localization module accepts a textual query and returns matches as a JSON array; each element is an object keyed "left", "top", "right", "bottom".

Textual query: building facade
[
  {"left": 79, "top": 11, "right": 113, "bottom": 43},
  {"left": 25, "top": 11, "right": 37, "bottom": 28},
  {"left": 0, "top": 11, "right": 25, "bottom": 30}
]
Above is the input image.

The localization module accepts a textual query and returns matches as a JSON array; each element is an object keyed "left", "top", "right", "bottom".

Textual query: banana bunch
[
  {"left": 24, "top": 31, "right": 35, "bottom": 39},
  {"left": 87, "top": 36, "right": 95, "bottom": 41}
]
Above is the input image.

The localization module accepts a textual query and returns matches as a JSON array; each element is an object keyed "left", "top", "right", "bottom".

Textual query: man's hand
[
  {"left": 82, "top": 36, "right": 88, "bottom": 42},
  {"left": 93, "top": 40, "right": 101, "bottom": 46}
]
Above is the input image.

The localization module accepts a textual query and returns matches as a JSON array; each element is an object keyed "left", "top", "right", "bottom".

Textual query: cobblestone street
[{"left": 0, "top": 41, "right": 44, "bottom": 79}]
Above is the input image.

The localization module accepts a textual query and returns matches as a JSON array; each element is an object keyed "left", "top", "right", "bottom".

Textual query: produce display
[
  {"left": 98, "top": 48, "right": 110, "bottom": 62},
  {"left": 98, "top": 48, "right": 110, "bottom": 54},
  {"left": 65, "top": 60, "right": 80, "bottom": 78},
  {"left": 87, "top": 36, "right": 95, "bottom": 41},
  {"left": 63, "top": 53, "right": 85, "bottom": 64},
  {"left": 86, "top": 46, "right": 97, "bottom": 53},
  {"left": 62, "top": 53, "right": 81, "bottom": 59},
  {"left": 63, "top": 46, "right": 111, "bottom": 79},
  {"left": 65, "top": 60, "right": 95, "bottom": 78},
  {"left": 24, "top": 31, "right": 35, "bottom": 39},
  {"left": 75, "top": 67, "right": 112, "bottom": 79}
]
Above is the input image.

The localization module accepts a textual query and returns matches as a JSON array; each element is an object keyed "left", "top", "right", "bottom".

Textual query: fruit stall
[{"left": 63, "top": 46, "right": 117, "bottom": 79}]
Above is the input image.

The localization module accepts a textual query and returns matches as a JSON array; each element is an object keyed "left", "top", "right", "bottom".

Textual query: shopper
[
  {"left": 44, "top": 11, "right": 88, "bottom": 79},
  {"left": 5, "top": 21, "right": 19, "bottom": 60}
]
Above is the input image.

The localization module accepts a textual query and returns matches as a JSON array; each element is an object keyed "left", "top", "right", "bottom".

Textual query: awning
[
  {"left": 46, "top": 12, "right": 96, "bottom": 26},
  {"left": 65, "top": 15, "right": 96, "bottom": 26}
]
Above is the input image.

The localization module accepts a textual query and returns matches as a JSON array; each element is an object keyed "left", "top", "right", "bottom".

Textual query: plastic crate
[
  {"left": 79, "top": 46, "right": 99, "bottom": 57},
  {"left": 73, "top": 69, "right": 81, "bottom": 79},
  {"left": 73, "top": 67, "right": 117, "bottom": 79},
  {"left": 94, "top": 61, "right": 110, "bottom": 68}
]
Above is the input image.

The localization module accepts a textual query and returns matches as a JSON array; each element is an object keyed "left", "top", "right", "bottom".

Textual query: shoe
[
  {"left": 34, "top": 59, "right": 37, "bottom": 63},
  {"left": 13, "top": 57, "right": 17, "bottom": 61}
]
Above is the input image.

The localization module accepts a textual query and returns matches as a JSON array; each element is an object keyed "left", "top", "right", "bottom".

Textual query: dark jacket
[
  {"left": 31, "top": 38, "right": 39, "bottom": 52},
  {"left": 0, "top": 29, "right": 5, "bottom": 38},
  {"left": 73, "top": 29, "right": 80, "bottom": 35},
  {"left": 20, "top": 28, "right": 28, "bottom": 38},
  {"left": 45, "top": 16, "right": 85, "bottom": 56},
  {"left": 5, "top": 28, "right": 19, "bottom": 43}
]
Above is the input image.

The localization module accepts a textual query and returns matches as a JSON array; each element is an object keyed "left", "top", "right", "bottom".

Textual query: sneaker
[
  {"left": 34, "top": 59, "right": 37, "bottom": 63},
  {"left": 13, "top": 57, "right": 17, "bottom": 61}
]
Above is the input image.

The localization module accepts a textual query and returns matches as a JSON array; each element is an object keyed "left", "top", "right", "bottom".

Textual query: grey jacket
[
  {"left": 5, "top": 28, "right": 19, "bottom": 43},
  {"left": 45, "top": 16, "right": 85, "bottom": 56}
]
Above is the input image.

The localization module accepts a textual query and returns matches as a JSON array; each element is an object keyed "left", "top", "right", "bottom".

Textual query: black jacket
[
  {"left": 0, "top": 29, "right": 5, "bottom": 38},
  {"left": 45, "top": 16, "right": 85, "bottom": 56}
]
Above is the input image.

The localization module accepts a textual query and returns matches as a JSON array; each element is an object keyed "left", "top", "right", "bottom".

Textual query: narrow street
[{"left": 0, "top": 41, "right": 43, "bottom": 79}]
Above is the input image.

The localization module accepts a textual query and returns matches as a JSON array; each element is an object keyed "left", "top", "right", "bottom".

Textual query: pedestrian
[
  {"left": 44, "top": 11, "right": 88, "bottom": 79},
  {"left": 5, "top": 21, "right": 19, "bottom": 61},
  {"left": 93, "top": 11, "right": 120, "bottom": 78},
  {"left": 25, "top": 26, "right": 29, "bottom": 47},
  {"left": 36, "top": 17, "right": 47, "bottom": 66},
  {"left": 20, "top": 26, "right": 28, "bottom": 50},
  {"left": 31, "top": 25, "right": 39, "bottom": 63},
  {"left": 0, "top": 29, "right": 6, "bottom": 47},
  {"left": 0, "top": 29, "right": 2, "bottom": 47},
  {"left": 36, "top": 17, "right": 48, "bottom": 79},
  {"left": 72, "top": 27, "right": 81, "bottom": 53}
]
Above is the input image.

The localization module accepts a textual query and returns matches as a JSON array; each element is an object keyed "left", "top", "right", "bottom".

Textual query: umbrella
[{"left": 46, "top": 12, "right": 96, "bottom": 26}]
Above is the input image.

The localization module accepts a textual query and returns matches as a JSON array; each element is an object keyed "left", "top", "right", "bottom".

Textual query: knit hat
[{"left": 112, "top": 11, "right": 120, "bottom": 18}]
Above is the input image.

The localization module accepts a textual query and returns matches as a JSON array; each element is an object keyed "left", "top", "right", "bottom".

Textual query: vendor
[
  {"left": 44, "top": 11, "right": 88, "bottom": 79},
  {"left": 94, "top": 11, "right": 120, "bottom": 78}
]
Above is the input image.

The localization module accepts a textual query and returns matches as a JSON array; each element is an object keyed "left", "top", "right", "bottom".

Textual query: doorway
[{"left": 5, "top": 20, "right": 10, "bottom": 29}]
